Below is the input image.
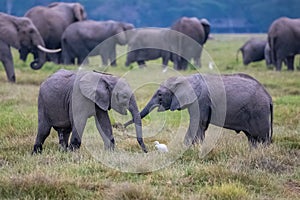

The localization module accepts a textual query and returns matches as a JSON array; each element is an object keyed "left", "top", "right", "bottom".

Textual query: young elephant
[
  {"left": 125, "top": 73, "right": 273, "bottom": 147},
  {"left": 237, "top": 38, "right": 267, "bottom": 65},
  {"left": 33, "top": 69, "right": 147, "bottom": 154}
]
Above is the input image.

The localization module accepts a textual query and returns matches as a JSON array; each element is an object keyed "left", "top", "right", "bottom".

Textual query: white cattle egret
[{"left": 154, "top": 141, "right": 168, "bottom": 152}]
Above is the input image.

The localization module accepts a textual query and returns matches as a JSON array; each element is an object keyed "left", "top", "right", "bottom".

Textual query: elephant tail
[
  {"left": 269, "top": 103, "right": 273, "bottom": 143},
  {"left": 269, "top": 103, "right": 273, "bottom": 144}
]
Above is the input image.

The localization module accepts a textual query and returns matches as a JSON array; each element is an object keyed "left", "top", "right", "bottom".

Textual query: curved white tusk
[{"left": 37, "top": 45, "right": 61, "bottom": 53}]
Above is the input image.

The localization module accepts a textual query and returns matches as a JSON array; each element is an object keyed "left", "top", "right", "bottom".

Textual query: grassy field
[{"left": 0, "top": 34, "right": 299, "bottom": 199}]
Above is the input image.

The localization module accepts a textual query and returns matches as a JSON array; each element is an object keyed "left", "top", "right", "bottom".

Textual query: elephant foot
[
  {"left": 59, "top": 142, "right": 68, "bottom": 152},
  {"left": 69, "top": 139, "right": 81, "bottom": 151},
  {"left": 8, "top": 75, "right": 16, "bottom": 83},
  {"left": 32, "top": 144, "right": 43, "bottom": 155}
]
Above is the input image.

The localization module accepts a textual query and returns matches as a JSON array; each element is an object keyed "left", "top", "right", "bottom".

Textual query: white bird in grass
[{"left": 154, "top": 141, "right": 168, "bottom": 152}]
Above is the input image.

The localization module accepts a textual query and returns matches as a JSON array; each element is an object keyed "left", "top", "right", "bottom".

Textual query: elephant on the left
[
  {"left": 32, "top": 69, "right": 148, "bottom": 154},
  {"left": 0, "top": 12, "right": 61, "bottom": 82}
]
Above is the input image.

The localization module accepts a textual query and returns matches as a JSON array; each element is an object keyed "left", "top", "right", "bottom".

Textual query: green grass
[{"left": 0, "top": 34, "right": 299, "bottom": 199}]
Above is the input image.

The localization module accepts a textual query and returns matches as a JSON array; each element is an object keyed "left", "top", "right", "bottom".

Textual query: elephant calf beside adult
[
  {"left": 62, "top": 20, "right": 134, "bottom": 66},
  {"left": 23, "top": 2, "right": 87, "bottom": 64},
  {"left": 32, "top": 69, "right": 147, "bottom": 154},
  {"left": 0, "top": 12, "right": 60, "bottom": 82},
  {"left": 125, "top": 73, "right": 273, "bottom": 148},
  {"left": 268, "top": 17, "right": 300, "bottom": 71}
]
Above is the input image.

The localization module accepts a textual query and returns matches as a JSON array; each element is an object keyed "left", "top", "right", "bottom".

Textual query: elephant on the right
[
  {"left": 125, "top": 73, "right": 273, "bottom": 148},
  {"left": 268, "top": 17, "right": 300, "bottom": 71},
  {"left": 171, "top": 17, "right": 210, "bottom": 70}
]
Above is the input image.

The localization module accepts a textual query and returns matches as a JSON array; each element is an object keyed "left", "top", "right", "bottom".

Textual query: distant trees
[{"left": 1, "top": 0, "right": 299, "bottom": 32}]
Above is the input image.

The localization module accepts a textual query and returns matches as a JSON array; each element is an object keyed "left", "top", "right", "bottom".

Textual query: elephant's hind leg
[
  {"left": 32, "top": 122, "right": 52, "bottom": 154},
  {"left": 56, "top": 127, "right": 71, "bottom": 151}
]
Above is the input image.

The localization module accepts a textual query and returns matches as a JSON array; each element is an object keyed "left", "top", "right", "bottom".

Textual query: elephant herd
[
  {"left": 237, "top": 17, "right": 300, "bottom": 71},
  {"left": 0, "top": 2, "right": 275, "bottom": 154},
  {"left": 0, "top": 2, "right": 211, "bottom": 82}
]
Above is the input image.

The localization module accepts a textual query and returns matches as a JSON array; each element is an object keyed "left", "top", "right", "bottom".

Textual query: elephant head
[
  {"left": 124, "top": 76, "right": 199, "bottom": 127},
  {"left": 0, "top": 13, "right": 61, "bottom": 82},
  {"left": 16, "top": 17, "right": 61, "bottom": 70},
  {"left": 78, "top": 71, "right": 147, "bottom": 152},
  {"left": 114, "top": 22, "right": 135, "bottom": 45}
]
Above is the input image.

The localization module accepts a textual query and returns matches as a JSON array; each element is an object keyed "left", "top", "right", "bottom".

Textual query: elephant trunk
[
  {"left": 30, "top": 48, "right": 47, "bottom": 70},
  {"left": 128, "top": 96, "right": 148, "bottom": 153},
  {"left": 124, "top": 92, "right": 159, "bottom": 128},
  {"left": 30, "top": 33, "right": 47, "bottom": 70}
]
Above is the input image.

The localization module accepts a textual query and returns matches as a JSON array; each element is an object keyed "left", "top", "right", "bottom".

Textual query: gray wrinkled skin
[
  {"left": 32, "top": 69, "right": 147, "bottom": 154},
  {"left": 126, "top": 73, "right": 273, "bottom": 148}
]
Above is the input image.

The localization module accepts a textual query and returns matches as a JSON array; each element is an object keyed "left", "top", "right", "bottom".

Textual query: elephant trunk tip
[
  {"left": 137, "top": 137, "right": 148, "bottom": 153},
  {"left": 30, "top": 60, "right": 43, "bottom": 70}
]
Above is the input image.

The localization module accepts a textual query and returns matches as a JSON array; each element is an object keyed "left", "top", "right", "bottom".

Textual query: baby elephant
[
  {"left": 237, "top": 38, "right": 267, "bottom": 65},
  {"left": 125, "top": 73, "right": 273, "bottom": 147},
  {"left": 32, "top": 69, "right": 147, "bottom": 154}
]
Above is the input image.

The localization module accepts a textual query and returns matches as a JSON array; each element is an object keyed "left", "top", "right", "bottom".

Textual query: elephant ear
[
  {"left": 79, "top": 73, "right": 110, "bottom": 111},
  {"left": 200, "top": 18, "right": 210, "bottom": 44},
  {"left": 73, "top": 3, "right": 86, "bottom": 21},
  {"left": 166, "top": 77, "right": 197, "bottom": 111}
]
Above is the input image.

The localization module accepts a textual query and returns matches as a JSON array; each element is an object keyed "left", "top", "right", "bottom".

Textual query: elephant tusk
[{"left": 37, "top": 45, "right": 61, "bottom": 53}]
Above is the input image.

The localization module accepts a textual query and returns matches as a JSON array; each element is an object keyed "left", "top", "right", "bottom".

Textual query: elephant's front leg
[
  {"left": 95, "top": 109, "right": 115, "bottom": 150},
  {"left": 184, "top": 102, "right": 202, "bottom": 146},
  {"left": 0, "top": 42, "right": 15, "bottom": 82},
  {"left": 109, "top": 46, "right": 117, "bottom": 66}
]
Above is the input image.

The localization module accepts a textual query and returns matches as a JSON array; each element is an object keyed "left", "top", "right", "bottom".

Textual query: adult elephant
[
  {"left": 171, "top": 17, "right": 210, "bottom": 70},
  {"left": 125, "top": 73, "right": 273, "bottom": 147},
  {"left": 268, "top": 17, "right": 300, "bottom": 71},
  {"left": 0, "top": 12, "right": 60, "bottom": 82},
  {"left": 32, "top": 69, "right": 147, "bottom": 154},
  {"left": 237, "top": 38, "right": 267, "bottom": 65},
  {"left": 125, "top": 28, "right": 172, "bottom": 69},
  {"left": 62, "top": 20, "right": 134, "bottom": 66},
  {"left": 23, "top": 2, "right": 87, "bottom": 64}
]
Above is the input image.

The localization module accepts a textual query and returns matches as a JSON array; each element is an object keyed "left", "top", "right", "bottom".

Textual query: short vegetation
[{"left": 0, "top": 34, "right": 299, "bottom": 199}]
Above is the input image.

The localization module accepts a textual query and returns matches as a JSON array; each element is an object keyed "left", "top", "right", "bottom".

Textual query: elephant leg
[
  {"left": 286, "top": 55, "right": 295, "bottom": 71},
  {"left": 101, "top": 54, "right": 109, "bottom": 66},
  {"left": 57, "top": 128, "right": 71, "bottom": 151},
  {"left": 275, "top": 58, "right": 282, "bottom": 71},
  {"left": 69, "top": 117, "right": 87, "bottom": 151},
  {"left": 0, "top": 43, "right": 15, "bottom": 82},
  {"left": 109, "top": 48, "right": 117, "bottom": 66},
  {"left": 244, "top": 131, "right": 258, "bottom": 149},
  {"left": 32, "top": 121, "right": 52, "bottom": 154},
  {"left": 137, "top": 60, "right": 146, "bottom": 68},
  {"left": 180, "top": 58, "right": 189, "bottom": 70},
  {"left": 184, "top": 102, "right": 201, "bottom": 146},
  {"left": 95, "top": 109, "right": 115, "bottom": 151},
  {"left": 78, "top": 56, "right": 89, "bottom": 66}
]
